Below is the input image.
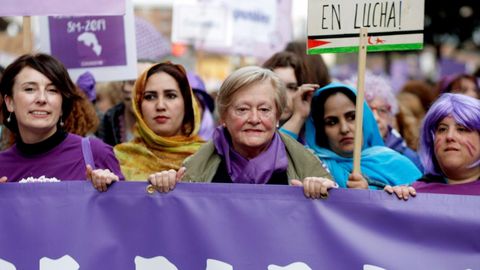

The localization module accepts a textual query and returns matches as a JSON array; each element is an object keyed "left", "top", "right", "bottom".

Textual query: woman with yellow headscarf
[{"left": 114, "top": 62, "right": 204, "bottom": 180}]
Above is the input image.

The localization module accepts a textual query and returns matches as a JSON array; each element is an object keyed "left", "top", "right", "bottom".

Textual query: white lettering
[
  {"left": 134, "top": 256, "right": 178, "bottom": 270},
  {"left": 39, "top": 255, "right": 79, "bottom": 270},
  {"left": 206, "top": 259, "right": 233, "bottom": 270},
  {"left": 0, "top": 258, "right": 16, "bottom": 270},
  {"left": 268, "top": 262, "right": 312, "bottom": 270}
]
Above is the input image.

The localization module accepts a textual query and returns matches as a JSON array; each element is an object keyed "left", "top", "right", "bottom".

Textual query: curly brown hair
[{"left": 63, "top": 87, "right": 100, "bottom": 136}]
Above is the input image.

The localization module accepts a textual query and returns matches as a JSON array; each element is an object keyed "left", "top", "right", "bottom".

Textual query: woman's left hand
[
  {"left": 86, "top": 165, "right": 119, "bottom": 192},
  {"left": 291, "top": 84, "right": 318, "bottom": 120},
  {"left": 292, "top": 177, "right": 338, "bottom": 199},
  {"left": 347, "top": 172, "right": 369, "bottom": 189}
]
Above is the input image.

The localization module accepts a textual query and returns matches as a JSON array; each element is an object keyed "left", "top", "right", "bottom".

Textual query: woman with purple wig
[{"left": 385, "top": 93, "right": 480, "bottom": 199}]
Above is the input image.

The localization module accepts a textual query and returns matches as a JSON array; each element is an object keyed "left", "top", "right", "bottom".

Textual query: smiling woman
[
  {"left": 0, "top": 53, "right": 124, "bottom": 190},
  {"left": 113, "top": 62, "right": 204, "bottom": 180}
]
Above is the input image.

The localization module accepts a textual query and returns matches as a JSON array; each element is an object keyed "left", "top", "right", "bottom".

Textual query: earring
[
  {"left": 276, "top": 122, "right": 280, "bottom": 128},
  {"left": 6, "top": 112, "right": 12, "bottom": 123},
  {"left": 59, "top": 118, "right": 64, "bottom": 126}
]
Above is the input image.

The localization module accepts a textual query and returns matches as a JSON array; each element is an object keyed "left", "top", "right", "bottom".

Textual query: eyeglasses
[{"left": 370, "top": 105, "right": 391, "bottom": 118}]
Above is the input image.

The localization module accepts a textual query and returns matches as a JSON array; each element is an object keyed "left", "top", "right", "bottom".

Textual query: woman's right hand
[
  {"left": 384, "top": 185, "right": 416, "bottom": 201},
  {"left": 148, "top": 167, "right": 186, "bottom": 193},
  {"left": 0, "top": 176, "right": 7, "bottom": 183},
  {"left": 292, "top": 177, "right": 338, "bottom": 199}
]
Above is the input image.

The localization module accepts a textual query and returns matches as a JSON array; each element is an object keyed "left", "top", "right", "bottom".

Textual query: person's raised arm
[{"left": 281, "top": 84, "right": 318, "bottom": 135}]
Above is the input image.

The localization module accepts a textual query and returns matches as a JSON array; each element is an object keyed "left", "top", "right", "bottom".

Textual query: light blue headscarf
[{"left": 305, "top": 82, "right": 421, "bottom": 189}]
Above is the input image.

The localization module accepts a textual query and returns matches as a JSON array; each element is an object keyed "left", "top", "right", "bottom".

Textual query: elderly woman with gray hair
[{"left": 148, "top": 66, "right": 334, "bottom": 199}]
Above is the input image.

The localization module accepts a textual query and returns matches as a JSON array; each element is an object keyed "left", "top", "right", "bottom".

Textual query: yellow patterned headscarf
[{"left": 114, "top": 62, "right": 205, "bottom": 180}]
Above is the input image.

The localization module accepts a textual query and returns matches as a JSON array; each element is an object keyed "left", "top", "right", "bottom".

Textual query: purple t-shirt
[
  {"left": 413, "top": 180, "right": 480, "bottom": 196},
  {"left": 0, "top": 134, "right": 124, "bottom": 182}
]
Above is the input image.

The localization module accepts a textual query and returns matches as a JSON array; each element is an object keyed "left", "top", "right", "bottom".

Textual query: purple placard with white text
[
  {"left": 0, "top": 0, "right": 125, "bottom": 16},
  {"left": 0, "top": 182, "right": 478, "bottom": 269},
  {"left": 48, "top": 16, "right": 126, "bottom": 69}
]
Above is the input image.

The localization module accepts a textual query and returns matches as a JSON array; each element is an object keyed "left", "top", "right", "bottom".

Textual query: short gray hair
[{"left": 217, "top": 66, "right": 286, "bottom": 120}]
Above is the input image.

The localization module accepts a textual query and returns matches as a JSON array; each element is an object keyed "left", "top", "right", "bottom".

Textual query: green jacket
[{"left": 183, "top": 132, "right": 331, "bottom": 183}]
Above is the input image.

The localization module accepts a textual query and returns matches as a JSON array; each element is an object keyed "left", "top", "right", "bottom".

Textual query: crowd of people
[{"left": 0, "top": 41, "right": 479, "bottom": 199}]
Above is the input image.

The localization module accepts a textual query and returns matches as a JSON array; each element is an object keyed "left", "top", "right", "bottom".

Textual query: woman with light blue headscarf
[{"left": 304, "top": 82, "right": 421, "bottom": 190}]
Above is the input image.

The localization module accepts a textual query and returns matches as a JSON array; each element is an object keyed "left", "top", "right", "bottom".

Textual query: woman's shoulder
[
  {"left": 280, "top": 132, "right": 317, "bottom": 159},
  {"left": 280, "top": 132, "right": 332, "bottom": 180},
  {"left": 183, "top": 141, "right": 217, "bottom": 166},
  {"left": 183, "top": 141, "right": 221, "bottom": 182}
]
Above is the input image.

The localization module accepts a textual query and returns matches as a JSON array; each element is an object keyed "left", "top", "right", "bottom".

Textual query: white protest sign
[
  {"left": 172, "top": 0, "right": 292, "bottom": 58},
  {"left": 38, "top": 0, "right": 137, "bottom": 82},
  {"left": 307, "top": 0, "right": 424, "bottom": 54},
  {"left": 172, "top": 2, "right": 232, "bottom": 47}
]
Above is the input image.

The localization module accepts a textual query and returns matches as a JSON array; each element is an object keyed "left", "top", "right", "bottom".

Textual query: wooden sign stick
[
  {"left": 22, "top": 16, "right": 32, "bottom": 53},
  {"left": 352, "top": 27, "right": 368, "bottom": 175}
]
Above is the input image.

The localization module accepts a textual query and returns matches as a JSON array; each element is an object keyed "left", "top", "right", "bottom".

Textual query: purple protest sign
[
  {"left": 48, "top": 16, "right": 127, "bottom": 69},
  {"left": 0, "top": 0, "right": 125, "bottom": 16},
  {"left": 0, "top": 182, "right": 478, "bottom": 269}
]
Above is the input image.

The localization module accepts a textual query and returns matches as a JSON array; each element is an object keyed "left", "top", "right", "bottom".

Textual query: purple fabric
[
  {"left": 76, "top": 71, "right": 96, "bottom": 102},
  {"left": 0, "top": 0, "right": 125, "bottom": 16},
  {"left": 197, "top": 108, "right": 215, "bottom": 141},
  {"left": 439, "top": 58, "right": 466, "bottom": 78},
  {"left": 0, "top": 182, "right": 479, "bottom": 268},
  {"left": 413, "top": 180, "right": 480, "bottom": 195},
  {"left": 0, "top": 134, "right": 124, "bottom": 182},
  {"left": 135, "top": 17, "right": 171, "bottom": 60},
  {"left": 81, "top": 137, "right": 95, "bottom": 170},
  {"left": 188, "top": 72, "right": 215, "bottom": 113},
  {"left": 187, "top": 72, "right": 206, "bottom": 92},
  {"left": 213, "top": 127, "right": 288, "bottom": 184}
]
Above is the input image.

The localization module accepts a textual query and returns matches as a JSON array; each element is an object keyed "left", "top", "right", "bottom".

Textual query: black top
[
  {"left": 212, "top": 159, "right": 289, "bottom": 185},
  {"left": 416, "top": 174, "right": 446, "bottom": 184},
  {"left": 96, "top": 102, "right": 125, "bottom": 146},
  {"left": 16, "top": 129, "right": 67, "bottom": 156}
]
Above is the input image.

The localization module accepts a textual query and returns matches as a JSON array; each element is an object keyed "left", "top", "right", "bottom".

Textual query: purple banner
[
  {"left": 0, "top": 0, "right": 125, "bottom": 16},
  {"left": 48, "top": 16, "right": 126, "bottom": 69},
  {"left": 0, "top": 182, "right": 478, "bottom": 269}
]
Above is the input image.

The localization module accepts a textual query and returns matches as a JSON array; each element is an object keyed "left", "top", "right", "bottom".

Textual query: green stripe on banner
[{"left": 308, "top": 43, "right": 423, "bottom": 54}]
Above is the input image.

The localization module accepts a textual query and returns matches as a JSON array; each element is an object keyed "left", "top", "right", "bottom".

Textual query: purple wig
[{"left": 419, "top": 93, "right": 480, "bottom": 176}]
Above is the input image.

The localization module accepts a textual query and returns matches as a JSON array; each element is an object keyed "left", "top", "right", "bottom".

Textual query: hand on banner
[
  {"left": 384, "top": 185, "right": 416, "bottom": 201},
  {"left": 291, "top": 177, "right": 338, "bottom": 199},
  {"left": 347, "top": 172, "right": 369, "bottom": 189},
  {"left": 148, "top": 167, "right": 186, "bottom": 193},
  {"left": 86, "top": 165, "right": 119, "bottom": 192},
  {"left": 0, "top": 176, "right": 7, "bottom": 183}
]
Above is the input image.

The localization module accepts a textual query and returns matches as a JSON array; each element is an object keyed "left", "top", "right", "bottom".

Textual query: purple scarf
[{"left": 213, "top": 126, "right": 288, "bottom": 184}]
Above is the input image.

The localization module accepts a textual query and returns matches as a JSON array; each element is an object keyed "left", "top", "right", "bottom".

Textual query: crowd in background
[{"left": 0, "top": 39, "right": 478, "bottom": 198}]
